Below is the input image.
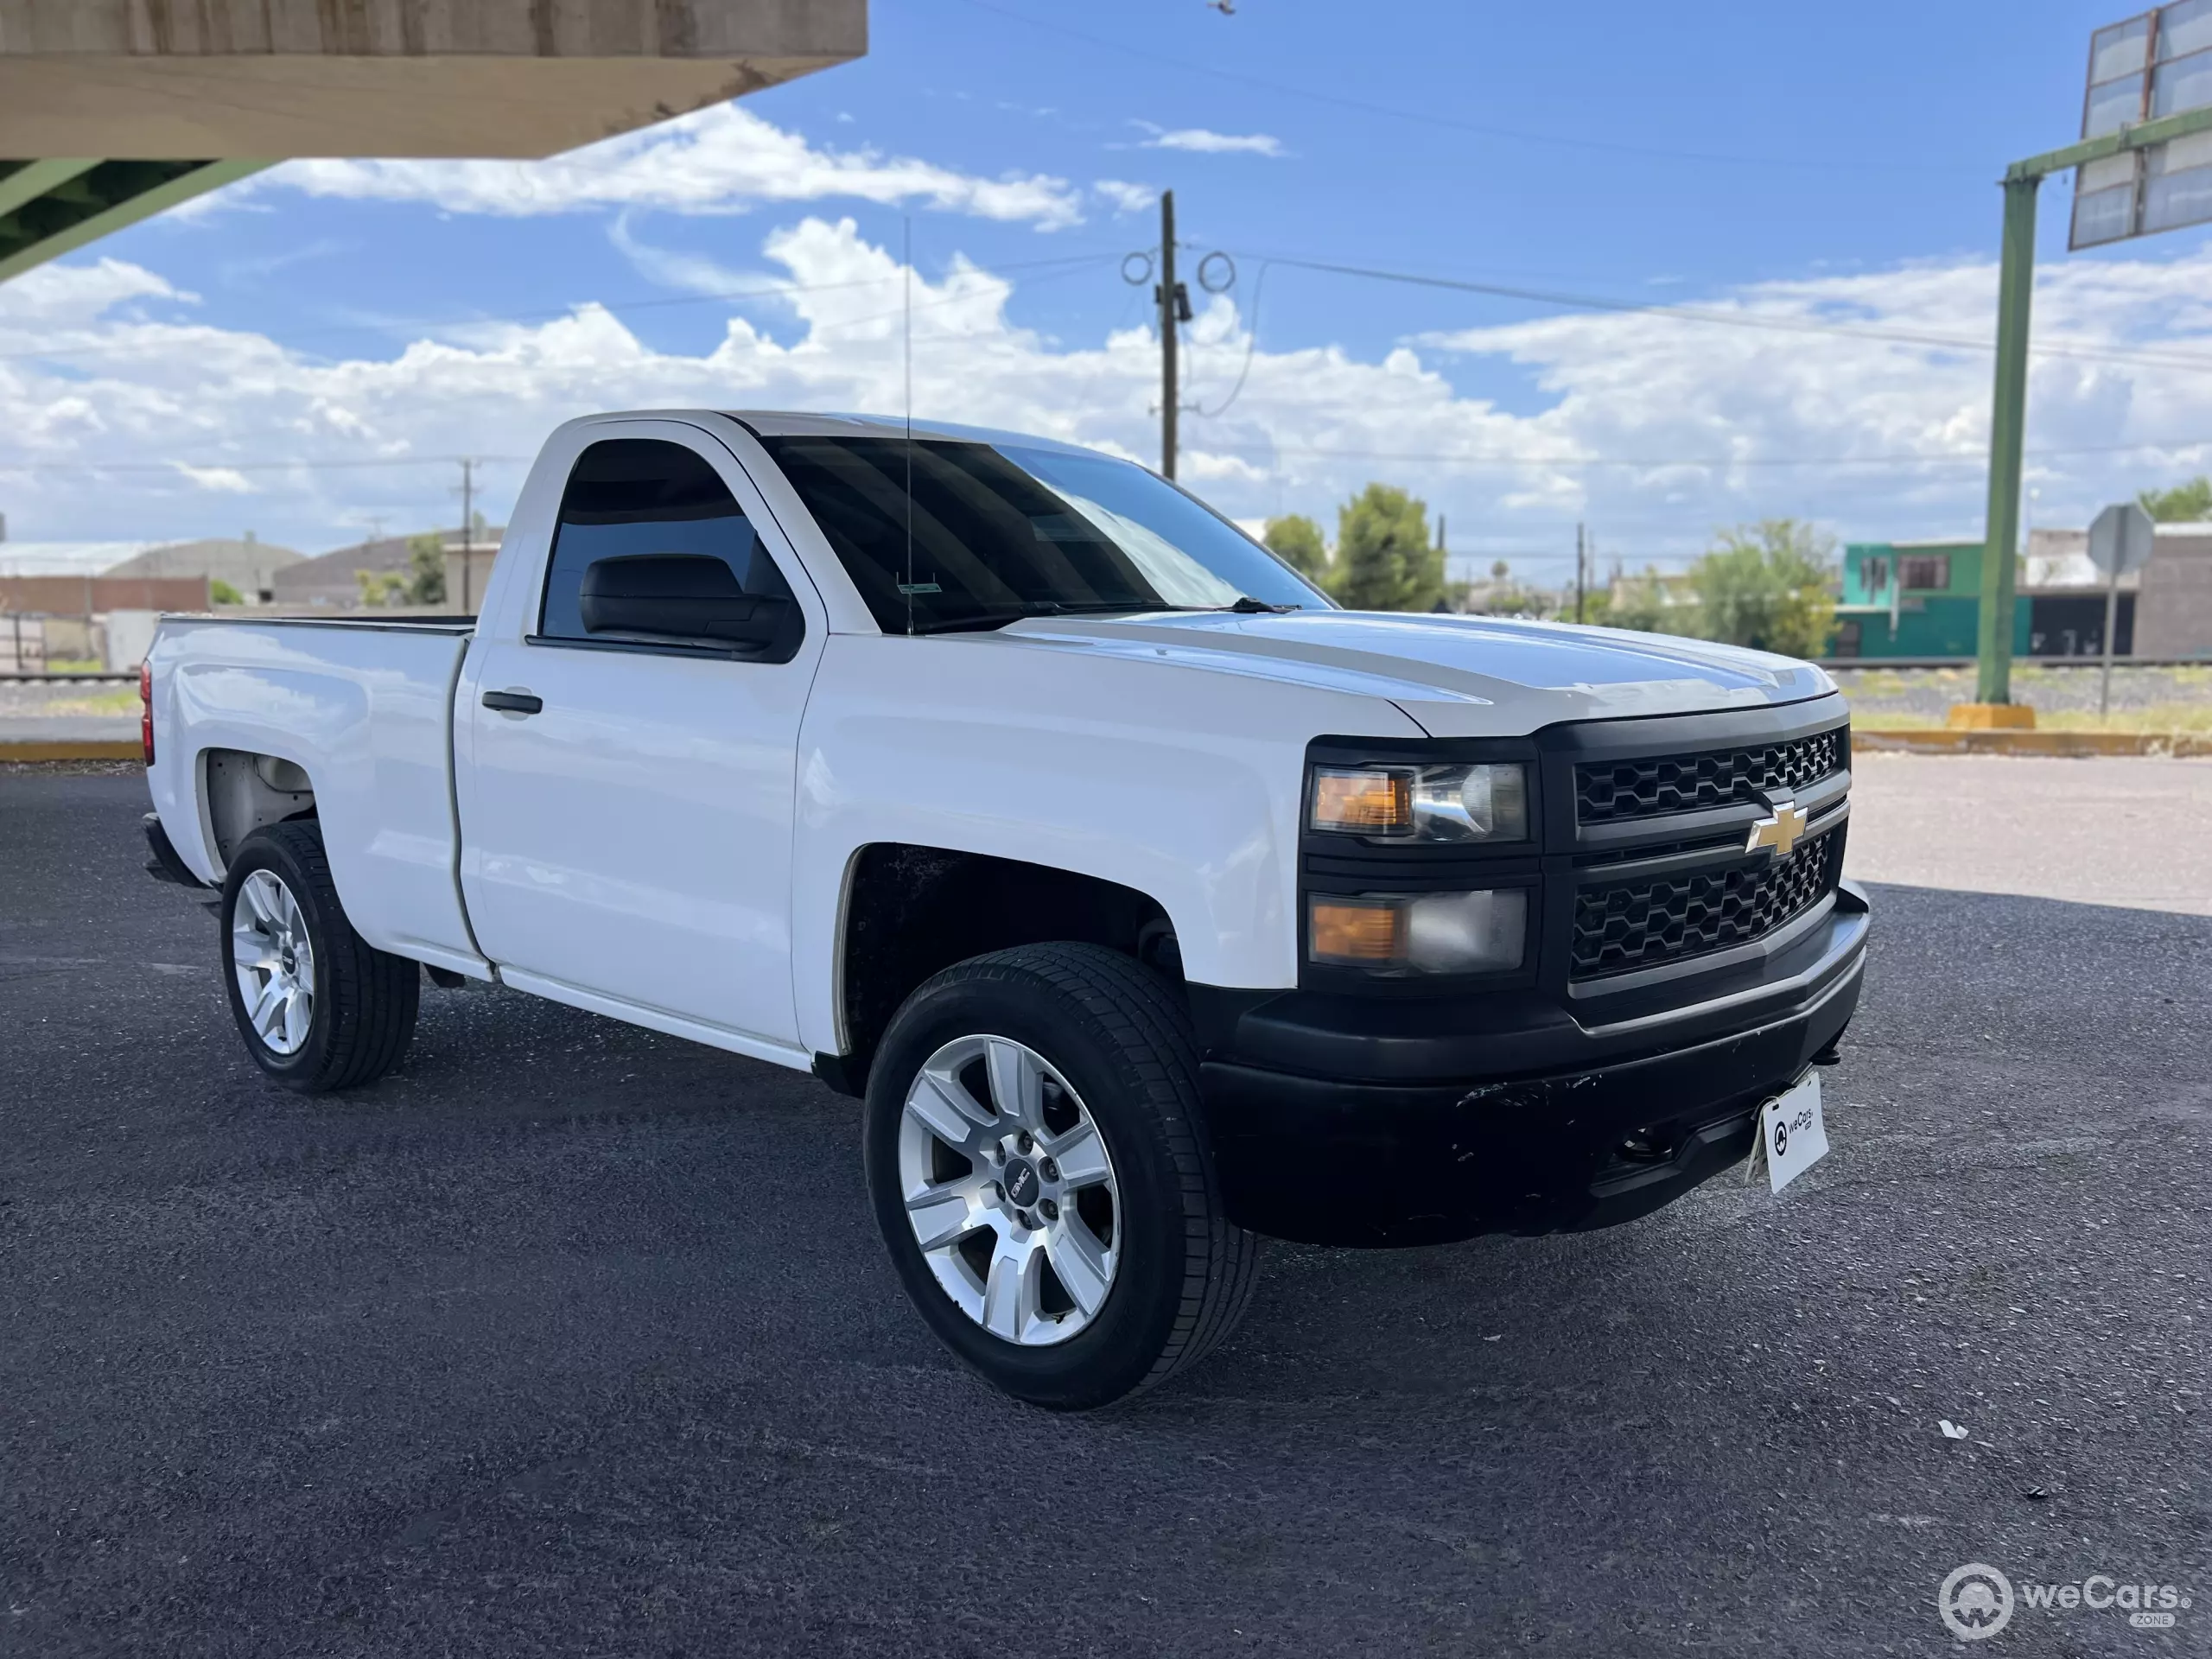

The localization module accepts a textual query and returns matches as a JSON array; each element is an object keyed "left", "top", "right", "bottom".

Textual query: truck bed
[{"left": 144, "top": 614, "right": 486, "bottom": 977}]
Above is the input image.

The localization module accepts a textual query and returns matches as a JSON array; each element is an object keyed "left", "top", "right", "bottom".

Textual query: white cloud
[
  {"left": 8, "top": 232, "right": 2212, "bottom": 574},
  {"left": 1094, "top": 180, "right": 1160, "bottom": 216},
  {"left": 1133, "top": 123, "right": 1286, "bottom": 157},
  {"left": 606, "top": 212, "right": 786, "bottom": 301},
  {"left": 172, "top": 463, "right": 257, "bottom": 493},
  {"left": 251, "top": 103, "right": 1085, "bottom": 229}
]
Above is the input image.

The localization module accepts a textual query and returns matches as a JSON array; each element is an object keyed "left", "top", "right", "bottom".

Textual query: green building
[{"left": 1833, "top": 537, "right": 2133, "bottom": 659}]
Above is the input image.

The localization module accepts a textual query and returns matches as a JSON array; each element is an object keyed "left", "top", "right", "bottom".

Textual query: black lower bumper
[
  {"left": 143, "top": 812, "right": 205, "bottom": 888},
  {"left": 1198, "top": 885, "right": 1868, "bottom": 1246}
]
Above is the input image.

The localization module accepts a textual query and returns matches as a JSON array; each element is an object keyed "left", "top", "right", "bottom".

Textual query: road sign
[
  {"left": 2088, "top": 500, "right": 2158, "bottom": 575},
  {"left": 2072, "top": 3, "right": 2212, "bottom": 249}
]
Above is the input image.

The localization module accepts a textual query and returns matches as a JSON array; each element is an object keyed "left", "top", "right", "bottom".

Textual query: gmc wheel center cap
[{"left": 1004, "top": 1158, "right": 1041, "bottom": 1208}]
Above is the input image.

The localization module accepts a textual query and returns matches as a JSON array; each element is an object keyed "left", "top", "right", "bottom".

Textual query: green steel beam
[
  {"left": 0, "top": 158, "right": 266, "bottom": 284},
  {"left": 1970, "top": 105, "right": 2212, "bottom": 705},
  {"left": 1976, "top": 175, "right": 2039, "bottom": 706},
  {"left": 2007, "top": 102, "right": 2212, "bottom": 182},
  {"left": 0, "top": 159, "right": 100, "bottom": 219}
]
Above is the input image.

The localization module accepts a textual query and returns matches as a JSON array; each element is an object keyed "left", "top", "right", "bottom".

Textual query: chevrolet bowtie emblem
[{"left": 1745, "top": 801, "right": 1810, "bottom": 858}]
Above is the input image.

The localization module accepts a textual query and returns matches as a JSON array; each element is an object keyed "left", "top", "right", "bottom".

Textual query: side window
[{"left": 537, "top": 437, "right": 795, "bottom": 645}]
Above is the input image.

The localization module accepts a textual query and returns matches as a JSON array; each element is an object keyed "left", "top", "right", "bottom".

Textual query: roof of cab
[{"left": 721, "top": 410, "right": 1112, "bottom": 460}]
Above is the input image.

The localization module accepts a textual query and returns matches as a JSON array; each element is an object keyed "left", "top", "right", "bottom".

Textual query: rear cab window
[{"left": 537, "top": 437, "right": 796, "bottom": 647}]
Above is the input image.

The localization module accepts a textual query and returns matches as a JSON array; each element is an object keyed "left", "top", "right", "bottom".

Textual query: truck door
[{"left": 458, "top": 423, "right": 821, "bottom": 1055}]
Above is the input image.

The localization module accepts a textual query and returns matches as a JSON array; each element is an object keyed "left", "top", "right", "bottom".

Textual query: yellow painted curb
[
  {"left": 0, "top": 740, "right": 144, "bottom": 762},
  {"left": 1857, "top": 728, "right": 2212, "bottom": 757},
  {"left": 1945, "top": 702, "right": 2037, "bottom": 731}
]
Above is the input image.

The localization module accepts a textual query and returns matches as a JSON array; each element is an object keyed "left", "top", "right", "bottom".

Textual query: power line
[
  {"left": 1224, "top": 436, "right": 2212, "bottom": 470},
  {"left": 6, "top": 434, "right": 2208, "bottom": 484},
  {"left": 954, "top": 0, "right": 1977, "bottom": 176},
  {"left": 1235, "top": 253, "right": 2212, "bottom": 376}
]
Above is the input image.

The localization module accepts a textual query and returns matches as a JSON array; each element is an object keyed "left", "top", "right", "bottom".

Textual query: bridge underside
[{"left": 0, "top": 0, "right": 867, "bottom": 283}]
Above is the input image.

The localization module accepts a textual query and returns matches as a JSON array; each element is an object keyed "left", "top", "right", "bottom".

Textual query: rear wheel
[
  {"left": 864, "top": 943, "right": 1258, "bottom": 1409},
  {"left": 220, "top": 821, "right": 418, "bottom": 1093}
]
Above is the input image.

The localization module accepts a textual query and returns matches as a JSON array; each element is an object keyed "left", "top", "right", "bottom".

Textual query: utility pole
[
  {"left": 458, "top": 458, "right": 475, "bottom": 614},
  {"left": 1155, "top": 190, "right": 1191, "bottom": 480},
  {"left": 1574, "top": 523, "right": 1587, "bottom": 623}
]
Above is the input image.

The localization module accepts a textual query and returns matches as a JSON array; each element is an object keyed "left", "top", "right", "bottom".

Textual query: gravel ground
[
  {"left": 1833, "top": 664, "right": 2212, "bottom": 723},
  {"left": 3, "top": 766, "right": 2207, "bottom": 1656},
  {"left": 0, "top": 678, "right": 138, "bottom": 719}
]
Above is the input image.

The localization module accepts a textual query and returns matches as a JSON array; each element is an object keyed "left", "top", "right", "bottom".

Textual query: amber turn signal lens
[
  {"left": 1310, "top": 767, "right": 1411, "bottom": 834},
  {"left": 1307, "top": 896, "right": 1407, "bottom": 964}
]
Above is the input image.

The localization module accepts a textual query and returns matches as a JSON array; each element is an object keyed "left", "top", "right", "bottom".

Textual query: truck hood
[{"left": 999, "top": 609, "right": 1835, "bottom": 734}]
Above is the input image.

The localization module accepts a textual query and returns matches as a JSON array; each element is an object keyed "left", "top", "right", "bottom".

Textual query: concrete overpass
[{"left": 0, "top": 0, "right": 868, "bottom": 283}]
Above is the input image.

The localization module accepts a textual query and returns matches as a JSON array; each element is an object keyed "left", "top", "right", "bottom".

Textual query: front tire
[
  {"left": 864, "top": 944, "right": 1258, "bottom": 1409},
  {"left": 220, "top": 821, "right": 419, "bottom": 1093}
]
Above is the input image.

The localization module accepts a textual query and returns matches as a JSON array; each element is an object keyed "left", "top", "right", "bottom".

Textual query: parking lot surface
[{"left": 3, "top": 766, "right": 2207, "bottom": 1656}]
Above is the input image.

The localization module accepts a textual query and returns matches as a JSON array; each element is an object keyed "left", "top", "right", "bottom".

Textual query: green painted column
[{"left": 1976, "top": 175, "right": 2039, "bottom": 705}]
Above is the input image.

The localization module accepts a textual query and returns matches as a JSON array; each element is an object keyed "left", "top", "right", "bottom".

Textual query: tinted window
[
  {"left": 760, "top": 435, "right": 1327, "bottom": 634},
  {"left": 539, "top": 438, "right": 793, "bottom": 642}
]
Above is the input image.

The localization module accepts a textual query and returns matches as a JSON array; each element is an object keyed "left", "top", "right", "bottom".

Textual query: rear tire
[
  {"left": 864, "top": 943, "right": 1258, "bottom": 1409},
  {"left": 220, "top": 821, "right": 419, "bottom": 1093}
]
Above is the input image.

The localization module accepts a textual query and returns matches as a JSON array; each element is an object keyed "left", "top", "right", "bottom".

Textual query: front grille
[
  {"left": 1575, "top": 728, "right": 1845, "bottom": 825},
  {"left": 1570, "top": 829, "right": 1841, "bottom": 979}
]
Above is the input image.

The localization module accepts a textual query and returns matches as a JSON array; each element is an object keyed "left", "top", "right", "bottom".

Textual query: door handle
[{"left": 482, "top": 690, "right": 543, "bottom": 715}]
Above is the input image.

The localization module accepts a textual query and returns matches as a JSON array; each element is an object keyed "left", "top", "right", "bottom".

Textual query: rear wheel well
[
  {"left": 831, "top": 845, "right": 1181, "bottom": 1093},
  {"left": 202, "top": 748, "right": 317, "bottom": 871}
]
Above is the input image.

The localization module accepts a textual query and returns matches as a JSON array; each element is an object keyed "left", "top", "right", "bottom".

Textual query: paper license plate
[{"left": 1755, "top": 1071, "right": 1829, "bottom": 1194}]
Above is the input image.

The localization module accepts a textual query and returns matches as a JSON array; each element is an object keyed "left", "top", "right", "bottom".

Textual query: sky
[{"left": 4, "top": 0, "right": 2211, "bottom": 584}]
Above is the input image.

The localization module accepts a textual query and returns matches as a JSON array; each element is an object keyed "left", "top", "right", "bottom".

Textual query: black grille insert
[
  {"left": 1575, "top": 728, "right": 1845, "bottom": 824},
  {"left": 1570, "top": 830, "right": 1841, "bottom": 979}
]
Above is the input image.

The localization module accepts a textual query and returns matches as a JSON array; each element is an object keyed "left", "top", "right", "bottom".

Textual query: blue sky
[{"left": 4, "top": 0, "right": 2210, "bottom": 582}]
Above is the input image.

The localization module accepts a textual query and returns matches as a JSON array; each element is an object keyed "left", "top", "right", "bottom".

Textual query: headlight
[
  {"left": 1308, "top": 888, "right": 1529, "bottom": 975},
  {"left": 1309, "top": 763, "right": 1528, "bottom": 843}
]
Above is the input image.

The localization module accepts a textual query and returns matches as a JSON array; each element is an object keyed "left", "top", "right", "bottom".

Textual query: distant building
[
  {"left": 103, "top": 537, "right": 302, "bottom": 602},
  {"left": 2133, "top": 524, "right": 2212, "bottom": 658},
  {"left": 1831, "top": 530, "right": 2176, "bottom": 658},
  {"left": 270, "top": 526, "right": 504, "bottom": 612}
]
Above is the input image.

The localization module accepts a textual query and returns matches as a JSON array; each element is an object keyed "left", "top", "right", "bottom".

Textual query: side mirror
[{"left": 578, "top": 553, "right": 794, "bottom": 652}]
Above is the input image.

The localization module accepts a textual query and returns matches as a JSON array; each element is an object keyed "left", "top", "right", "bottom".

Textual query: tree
[
  {"left": 2139, "top": 475, "right": 2212, "bottom": 523},
  {"left": 1262, "top": 513, "right": 1330, "bottom": 583},
  {"left": 404, "top": 533, "right": 448, "bottom": 606},
  {"left": 209, "top": 578, "right": 244, "bottom": 606},
  {"left": 355, "top": 568, "right": 406, "bottom": 607},
  {"left": 1599, "top": 567, "right": 1688, "bottom": 636},
  {"left": 1332, "top": 483, "right": 1443, "bottom": 612},
  {"left": 1689, "top": 519, "right": 1836, "bottom": 658}
]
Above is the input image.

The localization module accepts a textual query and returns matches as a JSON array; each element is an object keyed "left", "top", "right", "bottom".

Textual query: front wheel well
[{"left": 831, "top": 846, "right": 1181, "bottom": 1093}]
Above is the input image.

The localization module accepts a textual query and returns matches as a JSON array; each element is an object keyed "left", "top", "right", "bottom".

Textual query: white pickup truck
[{"left": 141, "top": 410, "right": 1867, "bottom": 1408}]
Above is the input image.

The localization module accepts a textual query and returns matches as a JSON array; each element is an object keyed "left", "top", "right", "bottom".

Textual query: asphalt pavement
[{"left": 3, "top": 766, "right": 2207, "bottom": 1656}]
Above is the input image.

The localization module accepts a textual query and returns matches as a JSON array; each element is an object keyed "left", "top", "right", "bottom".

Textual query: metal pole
[
  {"left": 2099, "top": 563, "right": 2120, "bottom": 719},
  {"left": 1160, "top": 190, "right": 1178, "bottom": 480},
  {"left": 1976, "top": 175, "right": 2039, "bottom": 705},
  {"left": 1574, "top": 522, "right": 1586, "bottom": 623},
  {"left": 460, "top": 458, "right": 474, "bottom": 614}
]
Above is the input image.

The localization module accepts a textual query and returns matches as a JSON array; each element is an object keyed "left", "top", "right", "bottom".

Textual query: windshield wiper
[{"left": 1222, "top": 596, "right": 1300, "bottom": 613}]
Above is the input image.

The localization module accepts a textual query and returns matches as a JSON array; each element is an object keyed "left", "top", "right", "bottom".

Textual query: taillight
[{"left": 140, "top": 660, "right": 155, "bottom": 766}]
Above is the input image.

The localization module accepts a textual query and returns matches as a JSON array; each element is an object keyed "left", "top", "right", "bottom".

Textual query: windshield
[{"left": 760, "top": 435, "right": 1331, "bottom": 633}]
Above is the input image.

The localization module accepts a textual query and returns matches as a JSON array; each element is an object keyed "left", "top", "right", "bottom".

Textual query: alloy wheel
[
  {"left": 231, "top": 868, "right": 315, "bottom": 1056},
  {"left": 897, "top": 1034, "right": 1121, "bottom": 1345}
]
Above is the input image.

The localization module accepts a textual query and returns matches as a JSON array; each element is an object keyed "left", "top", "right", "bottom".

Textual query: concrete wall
[
  {"left": 2133, "top": 527, "right": 2212, "bottom": 658},
  {"left": 0, "top": 0, "right": 867, "bottom": 156},
  {"left": 0, "top": 575, "right": 207, "bottom": 613}
]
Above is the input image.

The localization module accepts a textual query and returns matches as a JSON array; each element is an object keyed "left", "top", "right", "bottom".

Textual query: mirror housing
[{"left": 577, "top": 554, "right": 796, "bottom": 655}]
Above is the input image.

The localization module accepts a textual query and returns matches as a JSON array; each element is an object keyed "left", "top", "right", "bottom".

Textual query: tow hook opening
[{"left": 1612, "top": 1128, "right": 1677, "bottom": 1166}]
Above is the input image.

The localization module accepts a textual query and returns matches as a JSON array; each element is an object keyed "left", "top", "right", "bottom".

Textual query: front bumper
[{"left": 1197, "top": 880, "right": 1869, "bottom": 1246}]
